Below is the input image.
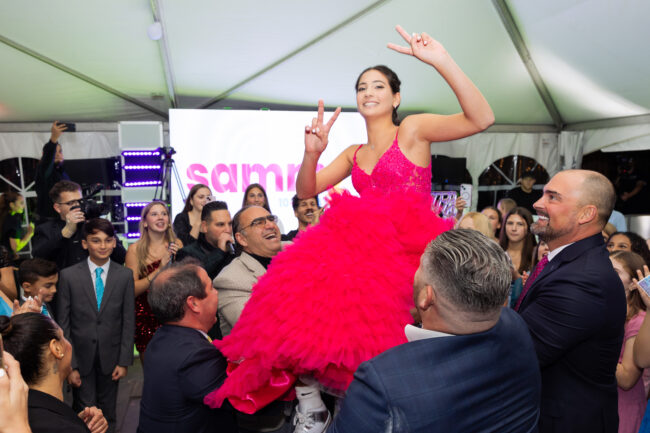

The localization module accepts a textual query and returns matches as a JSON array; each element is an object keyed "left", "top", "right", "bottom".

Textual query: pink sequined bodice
[{"left": 351, "top": 138, "right": 432, "bottom": 195}]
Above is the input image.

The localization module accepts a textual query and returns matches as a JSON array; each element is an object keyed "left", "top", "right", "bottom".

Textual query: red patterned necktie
[{"left": 514, "top": 255, "right": 549, "bottom": 311}]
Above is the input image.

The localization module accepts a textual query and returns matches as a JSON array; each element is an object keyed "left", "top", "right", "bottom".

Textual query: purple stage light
[
  {"left": 126, "top": 216, "right": 142, "bottom": 221},
  {"left": 123, "top": 181, "right": 162, "bottom": 187},
  {"left": 124, "top": 202, "right": 150, "bottom": 208},
  {"left": 122, "top": 151, "right": 161, "bottom": 157},
  {"left": 126, "top": 233, "right": 141, "bottom": 238},
  {"left": 123, "top": 165, "right": 161, "bottom": 170}
]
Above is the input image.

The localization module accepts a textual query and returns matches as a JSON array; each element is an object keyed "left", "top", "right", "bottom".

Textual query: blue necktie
[
  {"left": 41, "top": 305, "right": 49, "bottom": 317},
  {"left": 95, "top": 268, "right": 104, "bottom": 311}
]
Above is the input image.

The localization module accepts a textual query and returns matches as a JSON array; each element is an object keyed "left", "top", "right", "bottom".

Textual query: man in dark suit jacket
[
  {"left": 329, "top": 229, "right": 541, "bottom": 433},
  {"left": 57, "top": 218, "right": 135, "bottom": 433},
  {"left": 517, "top": 169, "right": 626, "bottom": 433},
  {"left": 137, "top": 261, "right": 237, "bottom": 433}
]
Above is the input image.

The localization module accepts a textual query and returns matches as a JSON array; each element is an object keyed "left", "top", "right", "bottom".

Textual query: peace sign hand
[
  {"left": 387, "top": 25, "right": 449, "bottom": 67},
  {"left": 304, "top": 100, "right": 341, "bottom": 156}
]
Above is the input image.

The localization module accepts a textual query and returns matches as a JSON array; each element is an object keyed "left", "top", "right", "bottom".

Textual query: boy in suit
[
  {"left": 57, "top": 218, "right": 135, "bottom": 433},
  {"left": 18, "top": 257, "right": 58, "bottom": 319}
]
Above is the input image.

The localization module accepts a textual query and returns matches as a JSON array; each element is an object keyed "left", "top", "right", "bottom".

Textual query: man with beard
[
  {"left": 282, "top": 195, "right": 320, "bottom": 241},
  {"left": 515, "top": 169, "right": 626, "bottom": 433}
]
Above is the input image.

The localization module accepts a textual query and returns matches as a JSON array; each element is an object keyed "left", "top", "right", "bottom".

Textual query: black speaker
[
  {"left": 63, "top": 157, "right": 121, "bottom": 189},
  {"left": 431, "top": 155, "right": 467, "bottom": 185}
]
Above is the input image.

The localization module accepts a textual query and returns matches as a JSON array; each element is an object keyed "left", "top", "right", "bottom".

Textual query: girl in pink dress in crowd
[
  {"left": 205, "top": 25, "right": 494, "bottom": 431},
  {"left": 610, "top": 250, "right": 648, "bottom": 433}
]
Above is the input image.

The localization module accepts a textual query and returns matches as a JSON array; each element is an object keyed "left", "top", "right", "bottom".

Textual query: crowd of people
[{"left": 1, "top": 25, "right": 650, "bottom": 433}]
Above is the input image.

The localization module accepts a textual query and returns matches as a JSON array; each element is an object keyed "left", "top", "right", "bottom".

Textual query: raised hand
[
  {"left": 50, "top": 121, "right": 67, "bottom": 143},
  {"left": 304, "top": 100, "right": 341, "bottom": 156},
  {"left": 387, "top": 25, "right": 449, "bottom": 67}
]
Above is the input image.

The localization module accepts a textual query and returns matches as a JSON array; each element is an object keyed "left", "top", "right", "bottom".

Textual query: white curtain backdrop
[
  {"left": 0, "top": 132, "right": 119, "bottom": 160},
  {"left": 558, "top": 131, "right": 585, "bottom": 170}
]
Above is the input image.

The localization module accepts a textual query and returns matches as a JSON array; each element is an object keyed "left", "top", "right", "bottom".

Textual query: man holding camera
[{"left": 32, "top": 180, "right": 126, "bottom": 271}]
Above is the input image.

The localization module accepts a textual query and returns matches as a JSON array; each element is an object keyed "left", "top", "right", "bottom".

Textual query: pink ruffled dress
[{"left": 205, "top": 136, "right": 454, "bottom": 413}]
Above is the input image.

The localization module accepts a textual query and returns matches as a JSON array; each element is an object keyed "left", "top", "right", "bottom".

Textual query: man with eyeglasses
[
  {"left": 213, "top": 204, "right": 289, "bottom": 433},
  {"left": 32, "top": 180, "right": 126, "bottom": 271}
]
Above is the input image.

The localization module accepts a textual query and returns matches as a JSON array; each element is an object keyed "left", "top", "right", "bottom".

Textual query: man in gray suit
[
  {"left": 57, "top": 218, "right": 135, "bottom": 433},
  {"left": 214, "top": 205, "right": 289, "bottom": 433},
  {"left": 215, "top": 205, "right": 282, "bottom": 337}
]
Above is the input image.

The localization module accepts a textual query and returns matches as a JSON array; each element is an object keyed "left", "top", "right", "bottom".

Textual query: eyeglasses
[
  {"left": 240, "top": 215, "right": 278, "bottom": 231},
  {"left": 57, "top": 199, "right": 81, "bottom": 207}
]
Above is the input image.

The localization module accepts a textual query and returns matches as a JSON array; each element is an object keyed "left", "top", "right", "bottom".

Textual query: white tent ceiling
[{"left": 0, "top": 0, "right": 649, "bottom": 131}]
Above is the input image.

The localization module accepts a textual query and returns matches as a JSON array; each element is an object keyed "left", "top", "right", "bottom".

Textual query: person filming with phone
[
  {"left": 32, "top": 180, "right": 126, "bottom": 272},
  {"left": 34, "top": 121, "right": 72, "bottom": 222}
]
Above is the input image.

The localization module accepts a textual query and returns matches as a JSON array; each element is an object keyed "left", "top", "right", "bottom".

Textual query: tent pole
[
  {"left": 492, "top": 0, "right": 564, "bottom": 131},
  {"left": 150, "top": 0, "right": 178, "bottom": 109},
  {"left": 0, "top": 33, "right": 169, "bottom": 120},
  {"left": 565, "top": 113, "right": 650, "bottom": 131},
  {"left": 196, "top": 0, "right": 390, "bottom": 109}
]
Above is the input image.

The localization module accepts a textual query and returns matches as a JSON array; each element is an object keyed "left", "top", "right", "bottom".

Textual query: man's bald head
[
  {"left": 576, "top": 170, "right": 615, "bottom": 226},
  {"left": 561, "top": 170, "right": 615, "bottom": 227}
]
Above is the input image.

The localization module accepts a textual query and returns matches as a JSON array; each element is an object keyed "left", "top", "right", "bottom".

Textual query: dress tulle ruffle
[{"left": 204, "top": 189, "right": 453, "bottom": 413}]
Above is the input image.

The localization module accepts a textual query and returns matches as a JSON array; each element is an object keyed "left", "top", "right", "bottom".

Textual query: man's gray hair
[
  {"left": 148, "top": 261, "right": 207, "bottom": 324},
  {"left": 421, "top": 229, "right": 511, "bottom": 314}
]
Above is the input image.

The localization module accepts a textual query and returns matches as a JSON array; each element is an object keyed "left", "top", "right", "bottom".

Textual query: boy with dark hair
[
  {"left": 18, "top": 258, "right": 59, "bottom": 319},
  {"left": 57, "top": 218, "right": 135, "bottom": 433}
]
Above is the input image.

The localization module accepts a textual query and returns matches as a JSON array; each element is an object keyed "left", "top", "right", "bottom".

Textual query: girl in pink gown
[{"left": 205, "top": 26, "right": 494, "bottom": 419}]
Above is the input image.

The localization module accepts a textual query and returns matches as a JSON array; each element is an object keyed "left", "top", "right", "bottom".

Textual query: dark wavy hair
[
  {"left": 242, "top": 183, "right": 271, "bottom": 212},
  {"left": 182, "top": 184, "right": 211, "bottom": 213},
  {"left": 355, "top": 65, "right": 401, "bottom": 126},
  {"left": 499, "top": 207, "right": 537, "bottom": 274},
  {"left": 0, "top": 190, "right": 22, "bottom": 231},
  {"left": 609, "top": 231, "right": 650, "bottom": 267},
  {"left": 0, "top": 313, "right": 60, "bottom": 386}
]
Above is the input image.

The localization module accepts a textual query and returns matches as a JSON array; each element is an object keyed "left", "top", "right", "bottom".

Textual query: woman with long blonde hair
[{"left": 125, "top": 201, "right": 182, "bottom": 356}]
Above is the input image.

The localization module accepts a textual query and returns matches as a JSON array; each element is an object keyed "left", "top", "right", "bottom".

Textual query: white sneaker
[{"left": 292, "top": 406, "right": 331, "bottom": 433}]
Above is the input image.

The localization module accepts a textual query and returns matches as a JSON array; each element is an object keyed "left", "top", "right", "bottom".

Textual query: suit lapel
[
  {"left": 98, "top": 261, "right": 116, "bottom": 316},
  {"left": 240, "top": 252, "right": 267, "bottom": 278},
  {"left": 520, "top": 234, "right": 605, "bottom": 310},
  {"left": 77, "top": 261, "right": 99, "bottom": 314}
]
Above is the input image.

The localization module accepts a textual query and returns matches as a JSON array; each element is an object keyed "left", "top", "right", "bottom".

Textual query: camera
[{"left": 70, "top": 183, "right": 110, "bottom": 220}]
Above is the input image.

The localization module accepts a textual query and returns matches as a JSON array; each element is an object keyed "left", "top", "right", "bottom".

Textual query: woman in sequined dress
[{"left": 125, "top": 201, "right": 181, "bottom": 358}]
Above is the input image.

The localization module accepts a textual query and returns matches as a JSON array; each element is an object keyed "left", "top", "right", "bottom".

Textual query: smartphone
[
  {"left": 460, "top": 183, "right": 472, "bottom": 209},
  {"left": 206, "top": 195, "right": 218, "bottom": 203},
  {"left": 61, "top": 122, "right": 76, "bottom": 132},
  {"left": 638, "top": 274, "right": 650, "bottom": 297}
]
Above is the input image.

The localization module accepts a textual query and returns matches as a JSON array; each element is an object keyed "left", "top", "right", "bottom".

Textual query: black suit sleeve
[
  {"left": 520, "top": 276, "right": 605, "bottom": 368},
  {"left": 173, "top": 212, "right": 194, "bottom": 246},
  {"left": 178, "top": 343, "right": 229, "bottom": 402},
  {"left": 56, "top": 269, "right": 78, "bottom": 370},
  {"left": 328, "top": 362, "right": 390, "bottom": 433},
  {"left": 32, "top": 222, "right": 64, "bottom": 260},
  {"left": 118, "top": 272, "right": 135, "bottom": 367}
]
